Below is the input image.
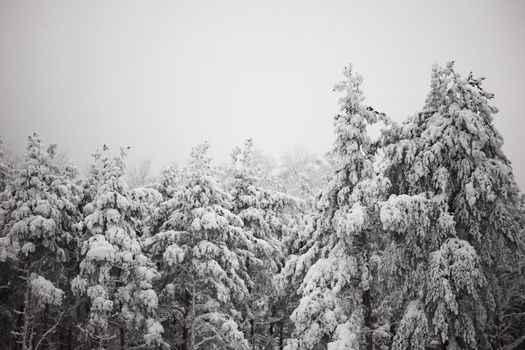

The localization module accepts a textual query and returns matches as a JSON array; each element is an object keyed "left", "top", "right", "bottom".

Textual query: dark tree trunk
[
  {"left": 250, "top": 319, "right": 255, "bottom": 350},
  {"left": 120, "top": 326, "right": 126, "bottom": 350},
  {"left": 181, "top": 325, "right": 188, "bottom": 350},
  {"left": 67, "top": 328, "right": 72, "bottom": 350},
  {"left": 279, "top": 321, "right": 284, "bottom": 350},
  {"left": 42, "top": 304, "right": 49, "bottom": 350},
  {"left": 13, "top": 302, "right": 24, "bottom": 350},
  {"left": 363, "top": 288, "right": 373, "bottom": 350}
]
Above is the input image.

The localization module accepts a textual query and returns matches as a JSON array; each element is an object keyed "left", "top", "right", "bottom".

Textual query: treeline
[{"left": 0, "top": 62, "right": 524, "bottom": 350}]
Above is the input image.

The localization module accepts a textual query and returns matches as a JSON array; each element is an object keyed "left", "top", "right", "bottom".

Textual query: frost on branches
[
  {"left": 147, "top": 143, "right": 252, "bottom": 350},
  {"left": 71, "top": 146, "right": 163, "bottom": 349},
  {"left": 0, "top": 61, "right": 523, "bottom": 350},
  {"left": 280, "top": 64, "right": 391, "bottom": 350},
  {"left": 229, "top": 139, "right": 296, "bottom": 348},
  {"left": 0, "top": 136, "right": 12, "bottom": 193},
  {"left": 0, "top": 134, "right": 82, "bottom": 350},
  {"left": 380, "top": 62, "right": 525, "bottom": 349}
]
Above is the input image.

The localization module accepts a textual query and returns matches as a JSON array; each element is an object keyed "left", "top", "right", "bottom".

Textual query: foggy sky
[{"left": 1, "top": 0, "right": 524, "bottom": 190}]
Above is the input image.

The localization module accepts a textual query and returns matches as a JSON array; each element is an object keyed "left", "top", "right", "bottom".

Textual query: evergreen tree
[
  {"left": 280, "top": 65, "right": 389, "bottom": 350},
  {"left": 229, "top": 139, "right": 297, "bottom": 349},
  {"left": 380, "top": 62, "right": 525, "bottom": 349},
  {"left": 71, "top": 146, "right": 163, "bottom": 349},
  {"left": 0, "top": 136, "right": 12, "bottom": 193},
  {"left": 0, "top": 134, "right": 82, "bottom": 350},
  {"left": 148, "top": 143, "right": 252, "bottom": 350}
]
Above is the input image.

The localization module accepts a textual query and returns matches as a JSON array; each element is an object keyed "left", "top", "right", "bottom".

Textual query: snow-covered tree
[
  {"left": 380, "top": 62, "right": 525, "bottom": 349},
  {"left": 147, "top": 143, "right": 252, "bottom": 350},
  {"left": 276, "top": 146, "right": 327, "bottom": 205},
  {"left": 228, "top": 139, "right": 298, "bottom": 349},
  {"left": 0, "top": 134, "right": 82, "bottom": 350},
  {"left": 0, "top": 136, "right": 12, "bottom": 193},
  {"left": 278, "top": 64, "right": 390, "bottom": 350},
  {"left": 71, "top": 146, "right": 163, "bottom": 349}
]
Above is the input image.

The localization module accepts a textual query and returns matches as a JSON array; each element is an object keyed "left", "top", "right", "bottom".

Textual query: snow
[
  {"left": 327, "top": 321, "right": 358, "bottom": 350},
  {"left": 21, "top": 242, "right": 35, "bottom": 255},
  {"left": 391, "top": 299, "right": 429, "bottom": 350},
  {"left": 333, "top": 203, "right": 365, "bottom": 238},
  {"left": 144, "top": 318, "right": 164, "bottom": 345},
  {"left": 85, "top": 235, "right": 116, "bottom": 262},
  {"left": 380, "top": 194, "right": 429, "bottom": 232},
  {"left": 163, "top": 243, "right": 186, "bottom": 265},
  {"left": 0, "top": 64, "right": 522, "bottom": 350},
  {"left": 30, "top": 274, "right": 64, "bottom": 307}
]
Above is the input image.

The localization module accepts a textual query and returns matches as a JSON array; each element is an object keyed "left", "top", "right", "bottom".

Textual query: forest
[{"left": 0, "top": 62, "right": 524, "bottom": 350}]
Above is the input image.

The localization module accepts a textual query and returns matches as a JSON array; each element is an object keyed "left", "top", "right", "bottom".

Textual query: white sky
[{"left": 1, "top": 0, "right": 524, "bottom": 189}]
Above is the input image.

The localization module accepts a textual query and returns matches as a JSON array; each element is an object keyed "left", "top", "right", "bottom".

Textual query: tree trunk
[
  {"left": 360, "top": 230, "right": 373, "bottom": 350},
  {"left": 42, "top": 304, "right": 49, "bottom": 350},
  {"left": 67, "top": 328, "right": 72, "bottom": 350},
  {"left": 181, "top": 325, "right": 188, "bottom": 350},
  {"left": 279, "top": 321, "right": 284, "bottom": 350},
  {"left": 362, "top": 288, "right": 373, "bottom": 350},
  {"left": 13, "top": 302, "right": 24, "bottom": 350},
  {"left": 250, "top": 319, "right": 255, "bottom": 350},
  {"left": 21, "top": 274, "right": 33, "bottom": 350},
  {"left": 120, "top": 326, "right": 126, "bottom": 350},
  {"left": 190, "top": 283, "right": 196, "bottom": 350}
]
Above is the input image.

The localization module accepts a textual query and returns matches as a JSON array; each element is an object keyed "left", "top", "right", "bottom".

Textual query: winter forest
[{"left": 0, "top": 62, "right": 524, "bottom": 350}]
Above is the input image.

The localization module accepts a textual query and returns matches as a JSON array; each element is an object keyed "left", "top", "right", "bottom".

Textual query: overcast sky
[{"left": 1, "top": 0, "right": 524, "bottom": 189}]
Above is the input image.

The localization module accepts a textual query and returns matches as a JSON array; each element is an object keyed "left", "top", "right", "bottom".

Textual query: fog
[{"left": 1, "top": 0, "right": 524, "bottom": 188}]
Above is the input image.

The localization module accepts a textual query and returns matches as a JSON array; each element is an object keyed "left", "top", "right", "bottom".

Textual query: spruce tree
[
  {"left": 0, "top": 134, "right": 82, "bottom": 350},
  {"left": 0, "top": 136, "right": 12, "bottom": 193},
  {"left": 229, "top": 139, "right": 297, "bottom": 349},
  {"left": 380, "top": 62, "right": 525, "bottom": 349},
  {"left": 71, "top": 146, "right": 163, "bottom": 349},
  {"left": 148, "top": 143, "right": 252, "bottom": 350},
  {"left": 280, "top": 64, "right": 389, "bottom": 350}
]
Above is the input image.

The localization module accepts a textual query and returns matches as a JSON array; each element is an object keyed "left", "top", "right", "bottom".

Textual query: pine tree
[
  {"left": 280, "top": 64, "right": 390, "bottom": 350},
  {"left": 0, "top": 136, "right": 12, "bottom": 193},
  {"left": 71, "top": 146, "right": 163, "bottom": 349},
  {"left": 0, "top": 134, "right": 82, "bottom": 350},
  {"left": 147, "top": 143, "right": 252, "bottom": 350},
  {"left": 380, "top": 62, "right": 525, "bottom": 349},
  {"left": 228, "top": 139, "right": 297, "bottom": 349}
]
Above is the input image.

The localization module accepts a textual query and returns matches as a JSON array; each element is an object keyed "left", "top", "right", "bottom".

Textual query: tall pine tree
[
  {"left": 380, "top": 62, "right": 525, "bottom": 349},
  {"left": 280, "top": 64, "right": 390, "bottom": 350}
]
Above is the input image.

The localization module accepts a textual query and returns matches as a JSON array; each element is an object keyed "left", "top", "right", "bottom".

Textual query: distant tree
[
  {"left": 277, "top": 147, "right": 327, "bottom": 204},
  {"left": 126, "top": 157, "right": 155, "bottom": 189}
]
